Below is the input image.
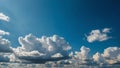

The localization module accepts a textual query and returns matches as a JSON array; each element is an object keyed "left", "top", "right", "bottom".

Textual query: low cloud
[
  {"left": 74, "top": 46, "right": 90, "bottom": 60},
  {"left": 12, "top": 34, "right": 71, "bottom": 62},
  {"left": 93, "top": 52, "right": 106, "bottom": 64},
  {"left": 102, "top": 47, "right": 120, "bottom": 64},
  {"left": 0, "top": 53, "right": 10, "bottom": 62},
  {"left": 0, "top": 30, "right": 12, "bottom": 62},
  {"left": 0, "top": 13, "right": 9, "bottom": 22},
  {"left": 92, "top": 46, "right": 120, "bottom": 64},
  {"left": 86, "top": 28, "right": 111, "bottom": 43}
]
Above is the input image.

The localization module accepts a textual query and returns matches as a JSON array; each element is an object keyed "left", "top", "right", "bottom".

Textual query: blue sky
[{"left": 0, "top": 0, "right": 120, "bottom": 55}]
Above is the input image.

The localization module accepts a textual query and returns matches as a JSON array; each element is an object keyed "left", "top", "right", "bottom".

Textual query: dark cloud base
[{"left": 17, "top": 56, "right": 70, "bottom": 63}]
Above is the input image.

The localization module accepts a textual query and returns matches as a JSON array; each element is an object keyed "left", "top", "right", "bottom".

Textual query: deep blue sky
[{"left": 0, "top": 0, "right": 120, "bottom": 54}]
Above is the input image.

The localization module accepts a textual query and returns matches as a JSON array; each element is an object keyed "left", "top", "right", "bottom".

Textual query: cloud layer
[
  {"left": 0, "top": 13, "right": 9, "bottom": 22},
  {"left": 86, "top": 28, "right": 111, "bottom": 43}
]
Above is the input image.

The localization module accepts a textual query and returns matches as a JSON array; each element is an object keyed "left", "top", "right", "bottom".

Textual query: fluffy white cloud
[
  {"left": 12, "top": 34, "right": 71, "bottom": 62},
  {"left": 93, "top": 52, "right": 106, "bottom": 63},
  {"left": 103, "top": 47, "right": 120, "bottom": 59},
  {"left": 74, "top": 46, "right": 90, "bottom": 60},
  {"left": 0, "top": 30, "right": 10, "bottom": 36},
  {"left": 0, "top": 13, "right": 9, "bottom": 22},
  {"left": 92, "top": 47, "right": 120, "bottom": 64},
  {"left": 86, "top": 28, "right": 111, "bottom": 43}
]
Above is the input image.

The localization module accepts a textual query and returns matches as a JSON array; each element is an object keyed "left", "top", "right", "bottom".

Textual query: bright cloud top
[
  {"left": 12, "top": 34, "right": 71, "bottom": 62},
  {"left": 74, "top": 46, "right": 90, "bottom": 60},
  {"left": 0, "top": 13, "right": 9, "bottom": 22},
  {"left": 86, "top": 28, "right": 111, "bottom": 43}
]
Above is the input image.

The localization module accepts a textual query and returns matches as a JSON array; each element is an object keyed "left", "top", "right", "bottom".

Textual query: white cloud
[
  {"left": 86, "top": 28, "right": 111, "bottom": 43},
  {"left": 93, "top": 52, "right": 106, "bottom": 64},
  {"left": 102, "top": 28, "right": 111, "bottom": 33},
  {"left": 12, "top": 34, "right": 71, "bottom": 62},
  {"left": 92, "top": 47, "right": 120, "bottom": 64},
  {"left": 0, "top": 13, "right": 9, "bottom": 22},
  {"left": 51, "top": 53, "right": 63, "bottom": 58},
  {"left": 103, "top": 47, "right": 120, "bottom": 59},
  {"left": 74, "top": 46, "right": 90, "bottom": 60},
  {"left": 0, "top": 30, "right": 10, "bottom": 36}
]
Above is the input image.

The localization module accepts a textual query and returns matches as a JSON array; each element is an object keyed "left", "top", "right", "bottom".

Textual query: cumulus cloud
[
  {"left": 93, "top": 52, "right": 106, "bottom": 64},
  {"left": 102, "top": 47, "right": 120, "bottom": 64},
  {"left": 92, "top": 46, "right": 120, "bottom": 64},
  {"left": 103, "top": 47, "right": 120, "bottom": 59},
  {"left": 74, "top": 46, "right": 90, "bottom": 60},
  {"left": 12, "top": 34, "right": 71, "bottom": 62},
  {"left": 86, "top": 28, "right": 111, "bottom": 43},
  {"left": 0, "top": 13, "right": 9, "bottom": 22}
]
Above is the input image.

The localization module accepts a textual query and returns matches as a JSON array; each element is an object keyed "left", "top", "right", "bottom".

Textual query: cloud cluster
[
  {"left": 0, "top": 13, "right": 9, "bottom": 22},
  {"left": 86, "top": 28, "right": 111, "bottom": 43},
  {"left": 102, "top": 47, "right": 120, "bottom": 64},
  {"left": 93, "top": 52, "right": 106, "bottom": 64},
  {"left": 92, "top": 47, "right": 120, "bottom": 64},
  {"left": 12, "top": 34, "right": 71, "bottom": 62},
  {"left": 74, "top": 46, "right": 90, "bottom": 60}
]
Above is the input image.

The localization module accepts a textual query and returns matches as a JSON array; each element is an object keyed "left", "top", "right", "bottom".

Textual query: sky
[{"left": 0, "top": 0, "right": 120, "bottom": 56}]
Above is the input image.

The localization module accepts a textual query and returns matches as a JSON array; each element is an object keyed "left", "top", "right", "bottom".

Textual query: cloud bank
[
  {"left": 12, "top": 34, "right": 71, "bottom": 62},
  {"left": 0, "top": 13, "right": 9, "bottom": 22},
  {"left": 86, "top": 28, "right": 111, "bottom": 43}
]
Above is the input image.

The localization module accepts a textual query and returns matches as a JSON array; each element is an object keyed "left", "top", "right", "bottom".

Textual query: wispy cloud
[
  {"left": 0, "top": 13, "right": 9, "bottom": 22},
  {"left": 86, "top": 28, "right": 111, "bottom": 43}
]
